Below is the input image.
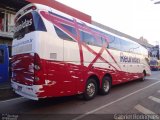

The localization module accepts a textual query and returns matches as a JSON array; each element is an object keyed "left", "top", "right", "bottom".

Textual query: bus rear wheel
[
  {"left": 100, "top": 76, "right": 111, "bottom": 95},
  {"left": 83, "top": 78, "right": 97, "bottom": 100}
]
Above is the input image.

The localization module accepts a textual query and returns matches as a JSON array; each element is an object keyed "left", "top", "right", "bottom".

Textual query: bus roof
[{"left": 15, "top": 3, "right": 146, "bottom": 50}]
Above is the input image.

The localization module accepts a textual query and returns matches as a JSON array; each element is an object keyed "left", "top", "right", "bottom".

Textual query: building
[{"left": 0, "top": 0, "right": 29, "bottom": 56}]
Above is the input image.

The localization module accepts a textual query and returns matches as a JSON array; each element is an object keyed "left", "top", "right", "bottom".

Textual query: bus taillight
[
  {"left": 24, "top": 6, "right": 37, "bottom": 13},
  {"left": 34, "top": 65, "right": 40, "bottom": 70},
  {"left": 34, "top": 53, "right": 44, "bottom": 85}
]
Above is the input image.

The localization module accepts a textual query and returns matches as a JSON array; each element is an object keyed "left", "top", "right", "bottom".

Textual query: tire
[
  {"left": 100, "top": 76, "right": 111, "bottom": 95},
  {"left": 140, "top": 71, "right": 146, "bottom": 81},
  {"left": 83, "top": 78, "right": 97, "bottom": 100}
]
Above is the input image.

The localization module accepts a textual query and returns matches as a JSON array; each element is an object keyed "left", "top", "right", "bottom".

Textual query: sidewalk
[{"left": 0, "top": 80, "right": 20, "bottom": 101}]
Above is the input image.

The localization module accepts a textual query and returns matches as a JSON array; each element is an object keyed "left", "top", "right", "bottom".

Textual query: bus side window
[
  {"left": 54, "top": 26, "right": 74, "bottom": 41},
  {"left": 120, "top": 39, "right": 132, "bottom": 52},
  {"left": 80, "top": 31, "right": 97, "bottom": 46},
  {"left": 132, "top": 44, "right": 141, "bottom": 54},
  {"left": 0, "top": 49, "right": 4, "bottom": 64},
  {"left": 108, "top": 36, "right": 121, "bottom": 50},
  {"left": 33, "top": 11, "right": 47, "bottom": 32},
  {"left": 101, "top": 37, "right": 108, "bottom": 48},
  {"left": 61, "top": 24, "right": 77, "bottom": 37},
  {"left": 94, "top": 35, "right": 106, "bottom": 47}
]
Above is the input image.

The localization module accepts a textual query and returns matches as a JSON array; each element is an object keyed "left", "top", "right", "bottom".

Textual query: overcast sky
[{"left": 56, "top": 0, "right": 160, "bottom": 45}]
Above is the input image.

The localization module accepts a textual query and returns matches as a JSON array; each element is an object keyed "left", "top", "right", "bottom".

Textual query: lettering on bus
[
  {"left": 12, "top": 39, "right": 33, "bottom": 48},
  {"left": 14, "top": 19, "right": 32, "bottom": 33},
  {"left": 120, "top": 53, "right": 140, "bottom": 63}
]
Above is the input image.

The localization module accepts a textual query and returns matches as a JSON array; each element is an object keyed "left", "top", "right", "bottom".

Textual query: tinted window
[
  {"left": 150, "top": 60, "right": 158, "bottom": 65},
  {"left": 33, "top": 11, "right": 46, "bottom": 31},
  {"left": 129, "top": 43, "right": 141, "bottom": 54},
  {"left": 133, "top": 45, "right": 141, "bottom": 54},
  {"left": 120, "top": 39, "right": 133, "bottom": 52},
  {"left": 54, "top": 26, "right": 74, "bottom": 41},
  {"left": 0, "top": 50, "right": 4, "bottom": 64},
  {"left": 80, "top": 31, "right": 100, "bottom": 46},
  {"left": 106, "top": 33, "right": 115, "bottom": 43},
  {"left": 97, "top": 36, "right": 108, "bottom": 47},
  {"left": 14, "top": 11, "right": 46, "bottom": 39},
  {"left": 61, "top": 24, "right": 77, "bottom": 36},
  {"left": 101, "top": 37, "right": 107, "bottom": 46},
  {"left": 108, "top": 36, "right": 121, "bottom": 50}
]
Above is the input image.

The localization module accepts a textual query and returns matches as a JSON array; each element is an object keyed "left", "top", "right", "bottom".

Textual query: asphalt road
[{"left": 0, "top": 71, "right": 160, "bottom": 120}]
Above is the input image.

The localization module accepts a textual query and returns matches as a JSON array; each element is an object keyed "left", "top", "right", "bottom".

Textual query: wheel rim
[
  {"left": 103, "top": 80, "right": 110, "bottom": 92},
  {"left": 87, "top": 83, "right": 96, "bottom": 97}
]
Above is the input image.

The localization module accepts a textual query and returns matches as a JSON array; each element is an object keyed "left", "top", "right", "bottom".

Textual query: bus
[
  {"left": 0, "top": 44, "right": 9, "bottom": 83},
  {"left": 11, "top": 3, "right": 151, "bottom": 100},
  {"left": 158, "top": 60, "right": 160, "bottom": 70},
  {"left": 149, "top": 58, "right": 159, "bottom": 71}
]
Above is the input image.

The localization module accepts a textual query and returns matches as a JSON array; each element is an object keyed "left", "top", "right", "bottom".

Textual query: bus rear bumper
[{"left": 11, "top": 81, "right": 43, "bottom": 100}]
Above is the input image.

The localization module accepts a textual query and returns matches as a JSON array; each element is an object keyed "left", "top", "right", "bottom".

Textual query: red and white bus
[{"left": 11, "top": 3, "right": 151, "bottom": 100}]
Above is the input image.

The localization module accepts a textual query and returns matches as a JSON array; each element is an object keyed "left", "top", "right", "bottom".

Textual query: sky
[{"left": 56, "top": 0, "right": 160, "bottom": 45}]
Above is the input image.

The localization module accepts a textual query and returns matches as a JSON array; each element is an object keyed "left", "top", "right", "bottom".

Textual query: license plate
[{"left": 17, "top": 86, "right": 22, "bottom": 91}]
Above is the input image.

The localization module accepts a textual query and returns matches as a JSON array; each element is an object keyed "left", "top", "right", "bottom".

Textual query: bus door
[{"left": 0, "top": 45, "right": 9, "bottom": 83}]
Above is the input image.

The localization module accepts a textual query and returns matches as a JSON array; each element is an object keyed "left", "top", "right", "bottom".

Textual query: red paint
[
  {"left": 26, "top": 0, "right": 91, "bottom": 23},
  {"left": 12, "top": 53, "right": 45, "bottom": 86},
  {"left": 12, "top": 54, "right": 34, "bottom": 85},
  {"left": 12, "top": 53, "right": 143, "bottom": 98}
]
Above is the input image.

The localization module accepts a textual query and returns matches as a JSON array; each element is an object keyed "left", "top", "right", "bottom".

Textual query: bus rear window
[
  {"left": 14, "top": 11, "right": 46, "bottom": 39},
  {"left": 0, "top": 50, "right": 4, "bottom": 64}
]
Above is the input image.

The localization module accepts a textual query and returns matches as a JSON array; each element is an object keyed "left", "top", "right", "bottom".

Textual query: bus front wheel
[{"left": 141, "top": 71, "right": 146, "bottom": 81}]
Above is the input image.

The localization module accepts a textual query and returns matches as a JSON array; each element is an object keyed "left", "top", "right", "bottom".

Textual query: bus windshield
[
  {"left": 14, "top": 11, "right": 46, "bottom": 40},
  {"left": 150, "top": 60, "right": 158, "bottom": 65}
]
